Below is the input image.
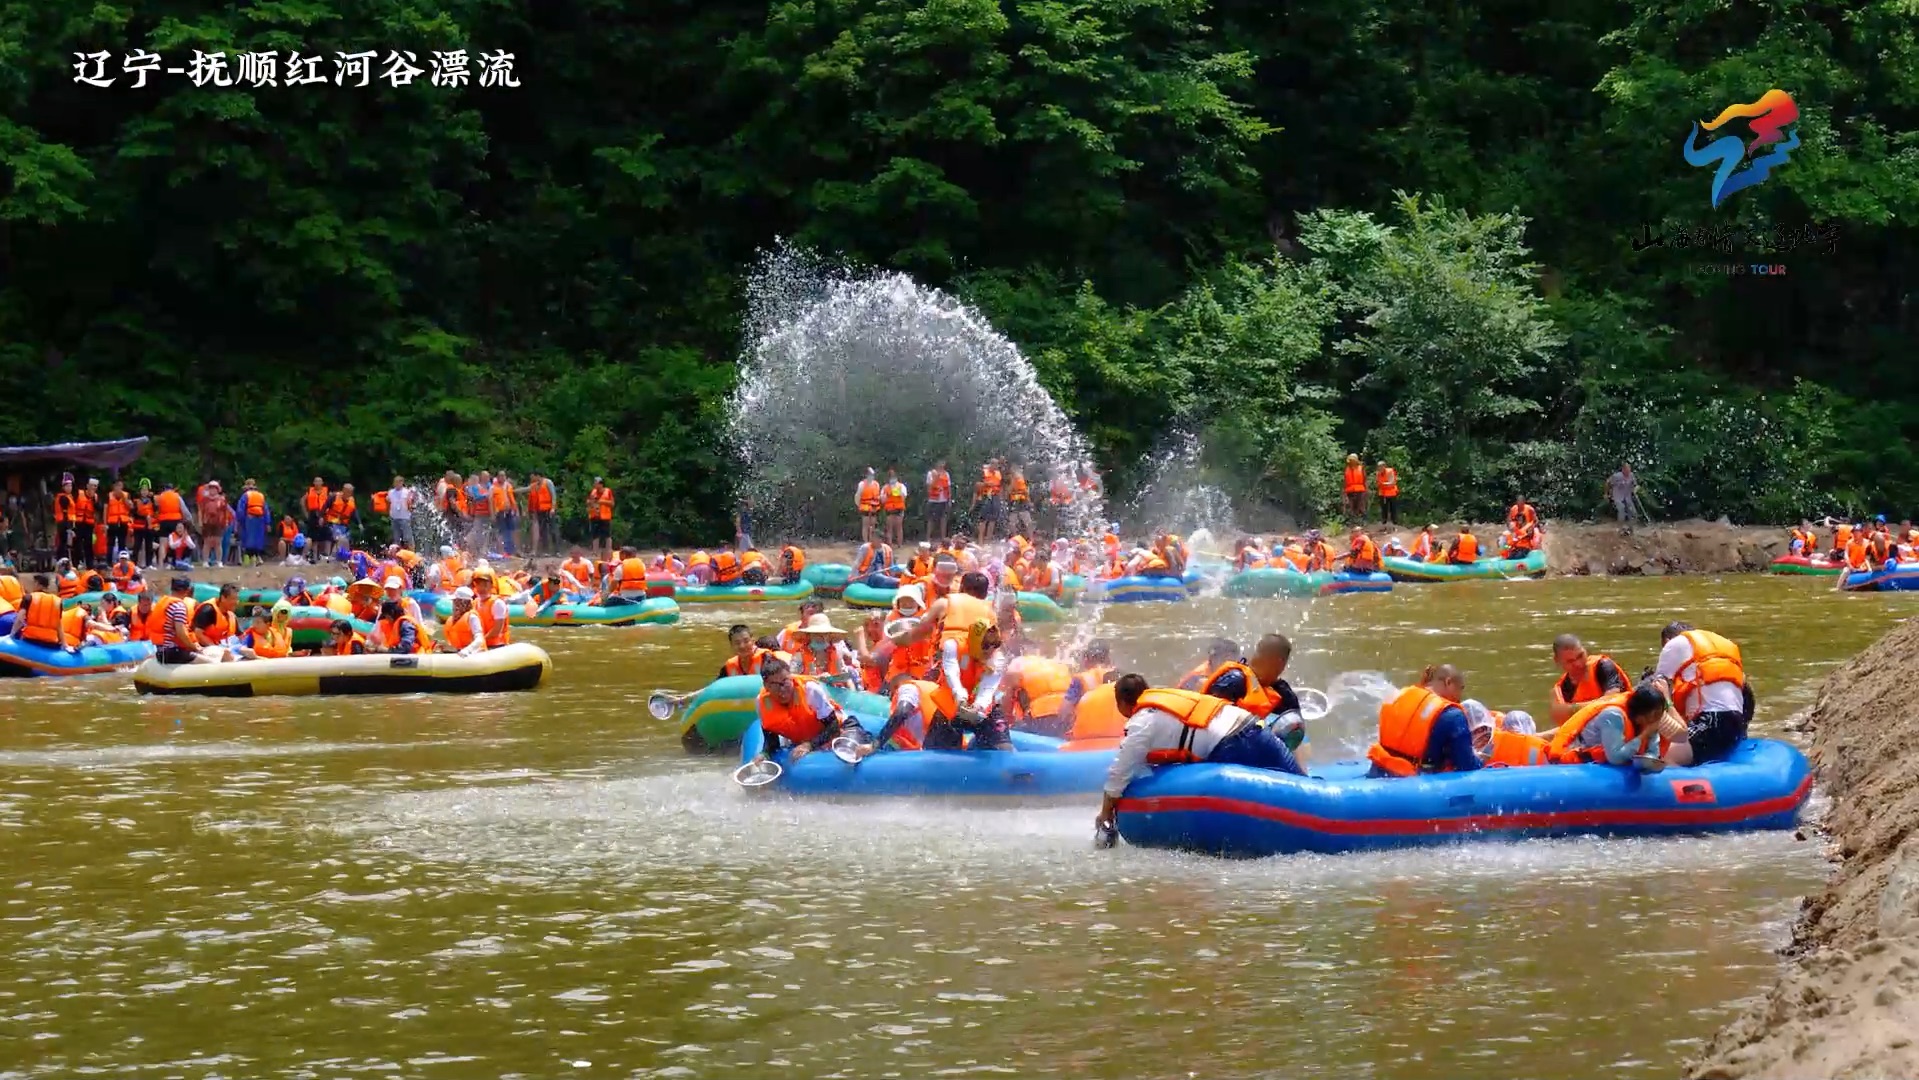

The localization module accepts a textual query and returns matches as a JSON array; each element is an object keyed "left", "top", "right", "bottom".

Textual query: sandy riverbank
[{"left": 1686, "top": 617, "right": 1919, "bottom": 1079}]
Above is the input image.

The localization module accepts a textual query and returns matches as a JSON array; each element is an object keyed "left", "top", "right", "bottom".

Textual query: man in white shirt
[
  {"left": 1094, "top": 674, "right": 1304, "bottom": 836},
  {"left": 386, "top": 476, "right": 414, "bottom": 549},
  {"left": 1652, "top": 621, "right": 1752, "bottom": 765}
]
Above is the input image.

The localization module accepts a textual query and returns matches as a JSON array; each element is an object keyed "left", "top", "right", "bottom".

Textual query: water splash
[
  {"left": 727, "top": 245, "right": 1106, "bottom": 541},
  {"left": 1123, "top": 432, "right": 1240, "bottom": 543}
]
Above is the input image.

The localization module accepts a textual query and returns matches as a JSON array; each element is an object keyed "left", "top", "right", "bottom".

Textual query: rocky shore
[{"left": 1686, "top": 617, "right": 1919, "bottom": 1079}]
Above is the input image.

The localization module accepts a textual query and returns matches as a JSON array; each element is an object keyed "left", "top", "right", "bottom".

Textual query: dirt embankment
[
  {"left": 1540, "top": 520, "right": 1787, "bottom": 577},
  {"left": 1686, "top": 617, "right": 1919, "bottom": 1080}
]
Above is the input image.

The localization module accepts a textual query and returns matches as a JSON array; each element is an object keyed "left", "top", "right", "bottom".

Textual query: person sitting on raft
[
  {"left": 790, "top": 613, "right": 857, "bottom": 682},
  {"left": 369, "top": 599, "right": 428, "bottom": 654},
  {"left": 326, "top": 619, "right": 368, "bottom": 656},
  {"left": 1650, "top": 621, "right": 1752, "bottom": 766},
  {"left": 721, "top": 623, "right": 781, "bottom": 678},
  {"left": 1179, "top": 638, "right": 1242, "bottom": 690},
  {"left": 1463, "top": 700, "right": 1549, "bottom": 766},
  {"left": 1539, "top": 681, "right": 1684, "bottom": 767},
  {"left": 1547, "top": 634, "right": 1631, "bottom": 723},
  {"left": 881, "top": 585, "right": 935, "bottom": 690},
  {"left": 1339, "top": 525, "right": 1382, "bottom": 573},
  {"left": 1502, "top": 519, "right": 1541, "bottom": 559},
  {"left": 1408, "top": 524, "right": 1437, "bottom": 562},
  {"left": 1302, "top": 530, "right": 1337, "bottom": 572},
  {"left": 9, "top": 576, "right": 74, "bottom": 652},
  {"left": 470, "top": 567, "right": 512, "bottom": 648},
  {"left": 854, "top": 539, "right": 895, "bottom": 585},
  {"left": 777, "top": 599, "right": 827, "bottom": 654},
  {"left": 1093, "top": 675, "right": 1306, "bottom": 835},
  {"left": 1788, "top": 522, "right": 1819, "bottom": 557},
  {"left": 1366, "top": 664, "right": 1482, "bottom": 776},
  {"left": 1381, "top": 535, "right": 1411, "bottom": 558},
  {"left": 282, "top": 575, "right": 316, "bottom": 608},
  {"left": 1054, "top": 639, "right": 1117, "bottom": 736},
  {"left": 1198, "top": 633, "right": 1307, "bottom": 751},
  {"left": 440, "top": 587, "right": 490, "bottom": 656},
  {"left": 751, "top": 658, "right": 871, "bottom": 765},
  {"left": 236, "top": 602, "right": 295, "bottom": 659}
]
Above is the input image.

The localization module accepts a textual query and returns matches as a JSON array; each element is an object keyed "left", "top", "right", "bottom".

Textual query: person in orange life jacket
[
  {"left": 751, "top": 658, "right": 870, "bottom": 764},
  {"left": 1180, "top": 638, "right": 1242, "bottom": 690},
  {"left": 708, "top": 544, "right": 746, "bottom": 587},
  {"left": 610, "top": 547, "right": 650, "bottom": 596},
  {"left": 302, "top": 476, "right": 330, "bottom": 556},
  {"left": 1021, "top": 547, "right": 1065, "bottom": 600},
  {"left": 1004, "top": 467, "right": 1035, "bottom": 540},
  {"left": 880, "top": 585, "right": 937, "bottom": 689},
  {"left": 1651, "top": 621, "right": 1752, "bottom": 765},
  {"left": 1339, "top": 525, "right": 1382, "bottom": 573},
  {"left": 1366, "top": 664, "right": 1481, "bottom": 777},
  {"left": 237, "top": 602, "right": 296, "bottom": 659},
  {"left": 9, "top": 576, "right": 74, "bottom": 652},
  {"left": 1547, "top": 634, "right": 1631, "bottom": 723},
  {"left": 924, "top": 459, "right": 954, "bottom": 543},
  {"left": 1787, "top": 520, "right": 1819, "bottom": 557},
  {"left": 914, "top": 621, "right": 1013, "bottom": 750},
  {"left": 440, "top": 588, "right": 489, "bottom": 655},
  {"left": 851, "top": 607, "right": 892, "bottom": 691},
  {"left": 777, "top": 598, "right": 828, "bottom": 654},
  {"left": 1094, "top": 674, "right": 1306, "bottom": 833},
  {"left": 1201, "top": 633, "right": 1308, "bottom": 751},
  {"left": 280, "top": 574, "right": 316, "bottom": 608},
  {"left": 125, "top": 592, "right": 156, "bottom": 643},
  {"left": 468, "top": 568, "right": 512, "bottom": 648},
  {"left": 326, "top": 619, "right": 368, "bottom": 656},
  {"left": 1461, "top": 699, "right": 1547, "bottom": 765},
  {"left": 1503, "top": 520, "right": 1540, "bottom": 559},
  {"left": 1373, "top": 460, "right": 1400, "bottom": 525},
  {"left": 1444, "top": 526, "right": 1479, "bottom": 564},
  {"left": 853, "top": 539, "right": 895, "bottom": 585},
  {"left": 1055, "top": 639, "right": 1117, "bottom": 734},
  {"left": 489, "top": 472, "right": 520, "bottom": 557},
  {"left": 879, "top": 467, "right": 909, "bottom": 548},
  {"left": 1507, "top": 496, "right": 1539, "bottom": 535},
  {"left": 1341, "top": 453, "right": 1367, "bottom": 519},
  {"left": 971, "top": 461, "right": 1003, "bottom": 544},
  {"left": 1406, "top": 523, "right": 1437, "bottom": 562},
  {"left": 900, "top": 571, "right": 1003, "bottom": 699},
  {"left": 1539, "top": 681, "right": 1682, "bottom": 767},
  {"left": 369, "top": 599, "right": 426, "bottom": 654},
  {"left": 791, "top": 612, "right": 857, "bottom": 681},
  {"left": 721, "top": 624, "right": 780, "bottom": 678},
  {"left": 856, "top": 467, "right": 882, "bottom": 545},
  {"left": 738, "top": 546, "right": 770, "bottom": 586}
]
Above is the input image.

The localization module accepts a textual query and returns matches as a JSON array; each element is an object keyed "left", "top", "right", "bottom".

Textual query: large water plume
[{"left": 727, "top": 245, "right": 1105, "bottom": 540}]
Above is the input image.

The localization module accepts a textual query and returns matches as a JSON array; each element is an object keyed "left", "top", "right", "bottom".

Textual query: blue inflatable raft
[
  {"left": 740, "top": 714, "right": 1115, "bottom": 798},
  {"left": 1087, "top": 575, "right": 1188, "bottom": 603},
  {"left": 0, "top": 636, "right": 157, "bottom": 677},
  {"left": 1838, "top": 565, "right": 1919, "bottom": 592},
  {"left": 1115, "top": 738, "right": 1812, "bottom": 857}
]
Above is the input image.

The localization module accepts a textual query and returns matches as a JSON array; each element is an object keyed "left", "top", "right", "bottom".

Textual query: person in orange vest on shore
[
  {"left": 1005, "top": 467, "right": 1034, "bottom": 540},
  {"left": 489, "top": 472, "right": 519, "bottom": 557},
  {"left": 586, "top": 477, "right": 614, "bottom": 561},
  {"left": 322, "top": 484, "right": 357, "bottom": 558},
  {"left": 1366, "top": 664, "right": 1482, "bottom": 777},
  {"left": 748, "top": 658, "right": 871, "bottom": 764},
  {"left": 924, "top": 460, "right": 953, "bottom": 543},
  {"left": 70, "top": 479, "right": 100, "bottom": 570},
  {"left": 1341, "top": 454, "right": 1367, "bottom": 520},
  {"left": 103, "top": 480, "right": 134, "bottom": 565},
  {"left": 51, "top": 477, "right": 77, "bottom": 564},
  {"left": 1651, "top": 621, "right": 1750, "bottom": 765},
  {"left": 971, "top": 461, "right": 1003, "bottom": 544},
  {"left": 855, "top": 467, "right": 883, "bottom": 545},
  {"left": 1047, "top": 471, "right": 1074, "bottom": 534},
  {"left": 9, "top": 577, "right": 72, "bottom": 652},
  {"left": 525, "top": 471, "right": 557, "bottom": 557},
  {"left": 1542, "top": 682, "right": 1679, "bottom": 766},
  {"left": 1092, "top": 675, "right": 1306, "bottom": 839},
  {"left": 1546, "top": 634, "right": 1631, "bottom": 723},
  {"left": 1372, "top": 461, "right": 1399, "bottom": 525},
  {"left": 470, "top": 568, "right": 512, "bottom": 648},
  {"left": 1339, "top": 525, "right": 1382, "bottom": 573},
  {"left": 879, "top": 468, "right": 908, "bottom": 548},
  {"left": 302, "top": 477, "right": 330, "bottom": 557},
  {"left": 130, "top": 481, "right": 158, "bottom": 568}
]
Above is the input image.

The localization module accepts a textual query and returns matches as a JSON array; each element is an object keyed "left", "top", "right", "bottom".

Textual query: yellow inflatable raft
[{"left": 131, "top": 643, "right": 551, "bottom": 697}]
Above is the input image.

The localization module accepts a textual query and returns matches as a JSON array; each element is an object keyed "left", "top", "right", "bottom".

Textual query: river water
[{"left": 1, "top": 576, "right": 1909, "bottom": 1079}]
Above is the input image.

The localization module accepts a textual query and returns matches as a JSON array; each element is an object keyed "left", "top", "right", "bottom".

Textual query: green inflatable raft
[
  {"left": 284, "top": 606, "right": 374, "bottom": 648},
  {"left": 674, "top": 675, "right": 890, "bottom": 753},
  {"left": 799, "top": 563, "right": 852, "bottom": 598},
  {"left": 63, "top": 581, "right": 221, "bottom": 608},
  {"left": 1382, "top": 549, "right": 1548, "bottom": 582},
  {"left": 843, "top": 581, "right": 1066, "bottom": 622},
  {"left": 673, "top": 580, "right": 814, "bottom": 604},
  {"left": 430, "top": 595, "right": 680, "bottom": 627}
]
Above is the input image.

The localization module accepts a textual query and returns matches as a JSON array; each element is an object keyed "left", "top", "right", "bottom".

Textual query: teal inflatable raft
[
  {"left": 1383, "top": 549, "right": 1547, "bottom": 583},
  {"left": 799, "top": 563, "right": 852, "bottom": 598},
  {"left": 674, "top": 580, "right": 814, "bottom": 605},
  {"left": 672, "top": 674, "right": 888, "bottom": 753},
  {"left": 1221, "top": 567, "right": 1394, "bottom": 598},
  {"left": 431, "top": 595, "right": 680, "bottom": 627},
  {"left": 843, "top": 581, "right": 1066, "bottom": 621}
]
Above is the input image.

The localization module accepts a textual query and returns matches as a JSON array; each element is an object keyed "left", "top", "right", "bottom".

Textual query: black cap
[{"left": 171, "top": 576, "right": 192, "bottom": 592}]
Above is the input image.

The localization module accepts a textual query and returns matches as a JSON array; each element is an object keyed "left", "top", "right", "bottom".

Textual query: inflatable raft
[
  {"left": 739, "top": 717, "right": 1115, "bottom": 797},
  {"left": 1768, "top": 554, "right": 1842, "bottom": 576},
  {"left": 1837, "top": 565, "right": 1919, "bottom": 592},
  {"left": 799, "top": 563, "right": 853, "bottom": 598},
  {"left": 1114, "top": 738, "right": 1812, "bottom": 857},
  {"left": 286, "top": 607, "right": 374, "bottom": 648},
  {"left": 63, "top": 581, "right": 221, "bottom": 608},
  {"left": 674, "top": 674, "right": 890, "bottom": 753},
  {"left": 132, "top": 642, "right": 552, "bottom": 696},
  {"left": 0, "top": 636, "right": 156, "bottom": 676},
  {"left": 429, "top": 595, "right": 679, "bottom": 626},
  {"left": 1085, "top": 575, "right": 1188, "bottom": 603},
  {"left": 842, "top": 581, "right": 1066, "bottom": 622},
  {"left": 1382, "top": 549, "right": 1547, "bottom": 583},
  {"left": 1221, "top": 568, "right": 1394, "bottom": 598},
  {"left": 672, "top": 580, "right": 814, "bottom": 605}
]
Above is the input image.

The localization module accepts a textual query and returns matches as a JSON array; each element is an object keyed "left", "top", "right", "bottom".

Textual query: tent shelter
[{"left": 2, "top": 437, "right": 149, "bottom": 570}]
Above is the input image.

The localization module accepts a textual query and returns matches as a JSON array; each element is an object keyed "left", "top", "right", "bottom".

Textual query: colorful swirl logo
[{"left": 1682, "top": 89, "right": 1799, "bottom": 208}]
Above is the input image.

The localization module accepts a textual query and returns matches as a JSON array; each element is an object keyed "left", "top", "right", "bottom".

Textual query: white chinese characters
[{"left": 73, "top": 49, "right": 520, "bottom": 88}]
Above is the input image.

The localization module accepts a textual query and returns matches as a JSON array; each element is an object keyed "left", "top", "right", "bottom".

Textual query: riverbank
[{"left": 1687, "top": 616, "right": 1919, "bottom": 1079}]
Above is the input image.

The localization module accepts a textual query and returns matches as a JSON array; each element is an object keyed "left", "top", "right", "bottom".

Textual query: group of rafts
[
  {"left": 1767, "top": 520, "right": 1919, "bottom": 591},
  {"left": 649, "top": 536, "right": 1809, "bottom": 858}
]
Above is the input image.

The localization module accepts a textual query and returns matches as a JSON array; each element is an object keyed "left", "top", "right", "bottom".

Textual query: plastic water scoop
[
  {"left": 647, "top": 690, "right": 689, "bottom": 720},
  {"left": 1295, "top": 687, "right": 1331, "bottom": 721},
  {"left": 732, "top": 759, "right": 783, "bottom": 788}
]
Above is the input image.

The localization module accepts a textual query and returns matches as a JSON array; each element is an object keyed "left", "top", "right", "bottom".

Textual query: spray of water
[
  {"left": 727, "top": 244, "right": 1107, "bottom": 542},
  {"left": 1123, "top": 432, "right": 1240, "bottom": 549}
]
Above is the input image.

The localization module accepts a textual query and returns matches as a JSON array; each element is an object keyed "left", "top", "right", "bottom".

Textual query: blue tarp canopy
[{"left": 0, "top": 437, "right": 149, "bottom": 471}]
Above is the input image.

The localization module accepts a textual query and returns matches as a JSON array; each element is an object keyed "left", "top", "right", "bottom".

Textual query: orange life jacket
[
  {"left": 1453, "top": 532, "right": 1479, "bottom": 563},
  {"left": 1198, "top": 660, "right": 1278, "bottom": 717},
  {"left": 1545, "top": 692, "right": 1642, "bottom": 764},
  {"left": 1553, "top": 654, "right": 1618, "bottom": 708},
  {"left": 1049, "top": 478, "right": 1072, "bottom": 505},
  {"left": 18, "top": 593, "right": 64, "bottom": 646},
  {"left": 444, "top": 610, "right": 480, "bottom": 651},
  {"left": 890, "top": 678, "right": 961, "bottom": 750},
  {"left": 527, "top": 479, "right": 555, "bottom": 512},
  {"left": 371, "top": 490, "right": 390, "bottom": 515},
  {"left": 1508, "top": 503, "right": 1538, "bottom": 530},
  {"left": 490, "top": 480, "right": 515, "bottom": 514},
  {"left": 795, "top": 639, "right": 844, "bottom": 677},
  {"left": 1349, "top": 534, "right": 1380, "bottom": 570},
  {"left": 1343, "top": 463, "right": 1365, "bottom": 493},
  {"left": 198, "top": 605, "right": 238, "bottom": 644},
  {"left": 712, "top": 551, "right": 742, "bottom": 585},
  {"left": 856, "top": 479, "right": 882, "bottom": 513},
  {"left": 939, "top": 593, "right": 994, "bottom": 649},
  {"left": 248, "top": 623, "right": 292, "bottom": 659},
  {"left": 881, "top": 482, "right": 907, "bottom": 513},
  {"left": 475, "top": 596, "right": 511, "bottom": 647},
  {"left": 561, "top": 557, "right": 596, "bottom": 589},
  {"left": 855, "top": 543, "right": 891, "bottom": 576},
  {"left": 588, "top": 486, "right": 614, "bottom": 521},
  {"left": 1834, "top": 523, "right": 1854, "bottom": 550},
  {"left": 1375, "top": 467, "right": 1399, "bottom": 497},
  {"left": 304, "top": 486, "right": 329, "bottom": 513},
  {"left": 1366, "top": 685, "right": 1450, "bottom": 777},
  {"left": 242, "top": 489, "right": 266, "bottom": 517},
  {"left": 374, "top": 614, "right": 427, "bottom": 653},
  {"left": 1487, "top": 727, "right": 1553, "bottom": 767},
  {"left": 1135, "top": 688, "right": 1235, "bottom": 765},
  {"left": 980, "top": 467, "right": 1002, "bottom": 496},
  {"left": 1846, "top": 537, "right": 1871, "bottom": 569},
  {"left": 741, "top": 550, "right": 768, "bottom": 572},
  {"left": 927, "top": 469, "right": 952, "bottom": 502},
  {"left": 105, "top": 492, "right": 133, "bottom": 524},
  {"left": 0, "top": 575, "right": 21, "bottom": 609},
  {"left": 149, "top": 597, "right": 191, "bottom": 648},
  {"left": 154, "top": 490, "right": 186, "bottom": 522},
  {"left": 1411, "top": 532, "right": 1434, "bottom": 559},
  {"left": 617, "top": 557, "right": 650, "bottom": 593},
  {"left": 1671, "top": 629, "right": 1744, "bottom": 716},
  {"left": 1007, "top": 477, "right": 1030, "bottom": 505},
  {"left": 330, "top": 632, "right": 368, "bottom": 656},
  {"left": 71, "top": 491, "right": 97, "bottom": 525},
  {"left": 723, "top": 649, "right": 775, "bottom": 677},
  {"left": 758, "top": 675, "right": 836, "bottom": 746},
  {"left": 781, "top": 546, "right": 807, "bottom": 577},
  {"left": 53, "top": 492, "right": 74, "bottom": 523}
]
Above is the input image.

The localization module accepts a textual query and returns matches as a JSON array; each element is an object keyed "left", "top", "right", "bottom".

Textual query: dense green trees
[{"left": 2, "top": 0, "right": 1914, "bottom": 539}]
